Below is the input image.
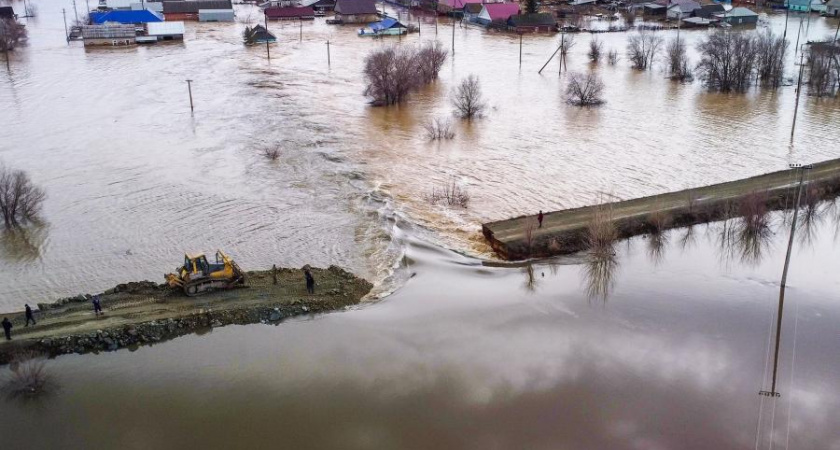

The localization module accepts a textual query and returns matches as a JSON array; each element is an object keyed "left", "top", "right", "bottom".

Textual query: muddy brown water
[
  {"left": 2, "top": 211, "right": 839, "bottom": 449},
  {"left": 1, "top": 0, "right": 839, "bottom": 311}
]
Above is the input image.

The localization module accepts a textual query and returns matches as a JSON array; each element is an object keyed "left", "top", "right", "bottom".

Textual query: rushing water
[
  {"left": 1, "top": 210, "right": 839, "bottom": 448},
  {"left": 1, "top": 0, "right": 840, "bottom": 310}
]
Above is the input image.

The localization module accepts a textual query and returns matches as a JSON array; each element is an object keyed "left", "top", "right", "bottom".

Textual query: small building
[
  {"left": 666, "top": 0, "right": 701, "bottom": 19},
  {"left": 199, "top": 9, "right": 235, "bottom": 21},
  {"left": 694, "top": 3, "right": 724, "bottom": 18},
  {"left": 508, "top": 13, "right": 557, "bottom": 32},
  {"left": 475, "top": 3, "right": 520, "bottom": 25},
  {"left": 244, "top": 24, "right": 276, "bottom": 44},
  {"left": 681, "top": 16, "right": 715, "bottom": 27},
  {"left": 358, "top": 17, "right": 406, "bottom": 35},
  {"left": 436, "top": 0, "right": 482, "bottom": 15},
  {"left": 787, "top": 0, "right": 811, "bottom": 12},
  {"left": 82, "top": 24, "right": 136, "bottom": 46},
  {"left": 642, "top": 3, "right": 667, "bottom": 15},
  {"left": 264, "top": 6, "right": 315, "bottom": 20},
  {"left": 333, "top": 0, "right": 379, "bottom": 24},
  {"left": 827, "top": 0, "right": 840, "bottom": 16},
  {"left": 0, "top": 6, "right": 16, "bottom": 19},
  {"left": 714, "top": 7, "right": 758, "bottom": 24},
  {"left": 146, "top": 20, "right": 185, "bottom": 40},
  {"left": 90, "top": 9, "right": 163, "bottom": 24},
  {"left": 463, "top": 2, "right": 483, "bottom": 19},
  {"left": 162, "top": 0, "right": 233, "bottom": 20},
  {"left": 299, "top": 0, "right": 336, "bottom": 12}
]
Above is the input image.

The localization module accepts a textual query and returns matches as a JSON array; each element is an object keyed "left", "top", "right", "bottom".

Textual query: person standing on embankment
[
  {"left": 25, "top": 304, "right": 36, "bottom": 327},
  {"left": 2, "top": 317, "right": 12, "bottom": 340}
]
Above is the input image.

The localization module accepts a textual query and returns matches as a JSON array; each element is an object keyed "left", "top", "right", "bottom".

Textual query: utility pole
[
  {"left": 62, "top": 9, "right": 69, "bottom": 44},
  {"left": 299, "top": 19, "right": 302, "bottom": 42},
  {"left": 783, "top": 0, "right": 790, "bottom": 41},
  {"left": 418, "top": 16, "right": 421, "bottom": 37},
  {"left": 760, "top": 163, "right": 811, "bottom": 398},
  {"left": 72, "top": 0, "right": 79, "bottom": 23},
  {"left": 519, "top": 32, "right": 523, "bottom": 67},
  {"left": 791, "top": 49, "right": 805, "bottom": 141},
  {"left": 451, "top": 15, "right": 455, "bottom": 56},
  {"left": 265, "top": 15, "right": 271, "bottom": 60},
  {"left": 326, "top": 40, "right": 331, "bottom": 66},
  {"left": 186, "top": 79, "right": 194, "bottom": 113}
]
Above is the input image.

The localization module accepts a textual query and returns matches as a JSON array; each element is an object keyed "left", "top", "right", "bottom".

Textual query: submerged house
[
  {"left": 333, "top": 0, "right": 379, "bottom": 23},
  {"left": 508, "top": 13, "right": 557, "bottom": 32},
  {"left": 474, "top": 3, "right": 520, "bottom": 25},
  {"left": 90, "top": 9, "right": 164, "bottom": 24},
  {"left": 436, "top": 0, "right": 482, "bottom": 15},
  {"left": 666, "top": 0, "right": 701, "bottom": 19},
  {"left": 264, "top": 6, "right": 316, "bottom": 20},
  {"left": 162, "top": 0, "right": 233, "bottom": 20},
  {"left": 0, "top": 6, "right": 16, "bottom": 19},
  {"left": 827, "top": 0, "right": 840, "bottom": 16},
  {"left": 358, "top": 17, "right": 406, "bottom": 35},
  {"left": 787, "top": 0, "right": 811, "bottom": 12},
  {"left": 714, "top": 7, "right": 758, "bottom": 24},
  {"left": 694, "top": 3, "right": 725, "bottom": 18},
  {"left": 145, "top": 20, "right": 185, "bottom": 40},
  {"left": 243, "top": 24, "right": 276, "bottom": 44},
  {"left": 82, "top": 24, "right": 136, "bottom": 46},
  {"left": 299, "top": 0, "right": 336, "bottom": 12}
]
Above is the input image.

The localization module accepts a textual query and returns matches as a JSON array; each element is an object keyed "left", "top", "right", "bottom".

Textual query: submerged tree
[
  {"left": 452, "top": 74, "right": 486, "bottom": 119},
  {"left": 588, "top": 36, "right": 603, "bottom": 63},
  {"left": 0, "top": 165, "right": 46, "bottom": 228},
  {"left": 627, "top": 31, "right": 663, "bottom": 70},
  {"left": 666, "top": 37, "right": 692, "bottom": 81},
  {"left": 755, "top": 29, "right": 788, "bottom": 88},
  {"left": 696, "top": 31, "right": 757, "bottom": 92},
  {"left": 363, "top": 42, "right": 447, "bottom": 106},
  {"left": 566, "top": 71, "right": 605, "bottom": 106},
  {"left": 806, "top": 41, "right": 840, "bottom": 97},
  {"left": 0, "top": 18, "right": 27, "bottom": 69}
]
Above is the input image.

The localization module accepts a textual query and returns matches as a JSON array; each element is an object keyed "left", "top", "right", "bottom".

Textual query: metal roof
[
  {"left": 146, "top": 20, "right": 185, "bottom": 35},
  {"left": 717, "top": 7, "right": 757, "bottom": 17},
  {"left": 335, "top": 0, "right": 378, "bottom": 15},
  {"left": 369, "top": 17, "right": 405, "bottom": 31},
  {"left": 264, "top": 6, "right": 315, "bottom": 17},
  {"left": 163, "top": 0, "right": 232, "bottom": 13},
  {"left": 90, "top": 9, "right": 164, "bottom": 24}
]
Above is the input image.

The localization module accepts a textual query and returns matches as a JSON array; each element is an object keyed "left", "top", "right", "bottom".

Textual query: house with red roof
[
  {"left": 264, "top": 6, "right": 315, "bottom": 20},
  {"left": 474, "top": 3, "right": 519, "bottom": 25}
]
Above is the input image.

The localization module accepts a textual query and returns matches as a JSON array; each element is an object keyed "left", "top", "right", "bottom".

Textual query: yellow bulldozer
[{"left": 165, "top": 250, "right": 246, "bottom": 296}]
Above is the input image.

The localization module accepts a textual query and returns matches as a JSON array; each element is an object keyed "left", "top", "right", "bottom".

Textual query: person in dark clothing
[
  {"left": 304, "top": 270, "right": 315, "bottom": 294},
  {"left": 92, "top": 295, "right": 103, "bottom": 316},
  {"left": 538, "top": 210, "right": 544, "bottom": 228},
  {"left": 24, "top": 304, "right": 36, "bottom": 327},
  {"left": 2, "top": 317, "right": 12, "bottom": 340}
]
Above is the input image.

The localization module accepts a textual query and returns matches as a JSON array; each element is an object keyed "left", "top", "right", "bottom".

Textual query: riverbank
[
  {"left": 0, "top": 266, "right": 372, "bottom": 365},
  {"left": 483, "top": 158, "right": 840, "bottom": 260}
]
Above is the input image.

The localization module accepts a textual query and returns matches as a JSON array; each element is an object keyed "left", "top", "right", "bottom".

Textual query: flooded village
[{"left": 1, "top": 0, "right": 840, "bottom": 445}]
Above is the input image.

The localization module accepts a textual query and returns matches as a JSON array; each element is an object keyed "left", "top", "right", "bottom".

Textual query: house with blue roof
[
  {"left": 90, "top": 9, "right": 164, "bottom": 24},
  {"left": 357, "top": 17, "right": 406, "bottom": 36}
]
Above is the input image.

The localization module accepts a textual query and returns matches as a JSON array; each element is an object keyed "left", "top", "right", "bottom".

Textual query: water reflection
[
  {"left": 0, "top": 223, "right": 48, "bottom": 263},
  {"left": 582, "top": 248, "right": 618, "bottom": 303}
]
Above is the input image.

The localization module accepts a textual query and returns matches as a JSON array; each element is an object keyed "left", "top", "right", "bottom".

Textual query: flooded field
[
  {"left": 1, "top": 0, "right": 840, "bottom": 310},
  {"left": 2, "top": 210, "right": 839, "bottom": 448}
]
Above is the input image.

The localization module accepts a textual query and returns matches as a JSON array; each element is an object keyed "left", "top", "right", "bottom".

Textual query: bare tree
[
  {"left": 417, "top": 41, "right": 448, "bottom": 84},
  {"left": 607, "top": 48, "right": 619, "bottom": 65},
  {"left": 1, "top": 18, "right": 27, "bottom": 68},
  {"left": 262, "top": 146, "right": 281, "bottom": 160},
  {"left": 588, "top": 36, "right": 603, "bottom": 63},
  {"left": 2, "top": 351, "right": 53, "bottom": 398},
  {"left": 0, "top": 165, "right": 46, "bottom": 228},
  {"left": 452, "top": 74, "right": 486, "bottom": 120},
  {"left": 423, "top": 117, "right": 455, "bottom": 140},
  {"left": 806, "top": 41, "right": 840, "bottom": 97},
  {"left": 624, "top": 10, "right": 636, "bottom": 27},
  {"left": 627, "top": 31, "right": 663, "bottom": 70},
  {"left": 696, "top": 31, "right": 757, "bottom": 92},
  {"left": 566, "top": 71, "right": 605, "bottom": 106},
  {"left": 666, "top": 37, "right": 692, "bottom": 81},
  {"left": 755, "top": 29, "right": 788, "bottom": 88}
]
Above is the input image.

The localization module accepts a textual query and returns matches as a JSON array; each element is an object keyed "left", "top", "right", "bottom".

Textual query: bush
[
  {"left": 423, "top": 118, "right": 455, "bottom": 140},
  {"left": 2, "top": 352, "right": 52, "bottom": 399},
  {"left": 588, "top": 37, "right": 603, "bottom": 63},
  {"left": 426, "top": 178, "right": 470, "bottom": 208},
  {"left": 666, "top": 37, "right": 693, "bottom": 81},
  {"left": 566, "top": 71, "right": 605, "bottom": 106},
  {"left": 607, "top": 49, "right": 619, "bottom": 65},
  {"left": 263, "top": 147, "right": 280, "bottom": 160}
]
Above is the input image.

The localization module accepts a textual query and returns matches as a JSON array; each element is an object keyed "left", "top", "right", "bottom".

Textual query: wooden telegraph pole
[
  {"left": 265, "top": 15, "right": 271, "bottom": 60},
  {"left": 186, "top": 79, "right": 194, "bottom": 113}
]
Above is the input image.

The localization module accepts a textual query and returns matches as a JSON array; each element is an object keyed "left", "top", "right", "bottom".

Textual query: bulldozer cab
[{"left": 185, "top": 253, "right": 210, "bottom": 277}]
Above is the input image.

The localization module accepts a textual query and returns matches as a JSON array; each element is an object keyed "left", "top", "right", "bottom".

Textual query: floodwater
[
  {"left": 2, "top": 210, "right": 840, "bottom": 449},
  {"left": 1, "top": 0, "right": 839, "bottom": 309}
]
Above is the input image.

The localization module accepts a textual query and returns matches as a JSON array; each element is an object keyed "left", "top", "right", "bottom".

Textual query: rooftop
[
  {"left": 146, "top": 20, "right": 186, "bottom": 35},
  {"left": 335, "top": 0, "right": 378, "bottom": 15},
  {"left": 162, "top": 0, "right": 233, "bottom": 14},
  {"left": 90, "top": 9, "right": 164, "bottom": 24},
  {"left": 482, "top": 3, "right": 520, "bottom": 20},
  {"left": 264, "top": 6, "right": 315, "bottom": 17}
]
